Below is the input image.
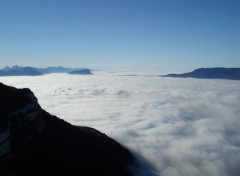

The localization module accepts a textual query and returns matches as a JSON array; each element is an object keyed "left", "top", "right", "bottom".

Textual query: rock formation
[{"left": 0, "top": 83, "right": 134, "bottom": 176}]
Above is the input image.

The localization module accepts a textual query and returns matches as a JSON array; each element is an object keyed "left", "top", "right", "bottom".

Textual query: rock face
[
  {"left": 0, "top": 83, "right": 134, "bottom": 176},
  {"left": 163, "top": 68, "right": 240, "bottom": 80}
]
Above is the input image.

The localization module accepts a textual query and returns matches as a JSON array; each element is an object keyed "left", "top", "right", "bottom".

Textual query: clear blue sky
[{"left": 0, "top": 0, "right": 239, "bottom": 72}]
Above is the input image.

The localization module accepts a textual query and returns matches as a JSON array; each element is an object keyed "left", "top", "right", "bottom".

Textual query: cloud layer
[{"left": 1, "top": 73, "right": 240, "bottom": 176}]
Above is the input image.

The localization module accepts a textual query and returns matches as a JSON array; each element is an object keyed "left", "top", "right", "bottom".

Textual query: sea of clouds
[{"left": 1, "top": 73, "right": 240, "bottom": 176}]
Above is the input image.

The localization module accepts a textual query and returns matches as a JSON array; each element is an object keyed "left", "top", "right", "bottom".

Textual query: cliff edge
[{"left": 0, "top": 83, "right": 134, "bottom": 176}]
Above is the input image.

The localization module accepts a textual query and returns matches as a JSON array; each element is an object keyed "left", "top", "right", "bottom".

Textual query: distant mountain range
[
  {"left": 162, "top": 68, "right": 240, "bottom": 80},
  {"left": 0, "top": 66, "right": 93, "bottom": 76}
]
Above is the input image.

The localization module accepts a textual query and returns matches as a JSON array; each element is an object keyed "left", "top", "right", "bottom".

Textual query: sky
[
  {"left": 1, "top": 74, "right": 240, "bottom": 176},
  {"left": 0, "top": 0, "right": 239, "bottom": 72}
]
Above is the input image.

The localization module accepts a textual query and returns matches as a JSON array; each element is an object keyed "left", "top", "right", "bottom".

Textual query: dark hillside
[{"left": 0, "top": 83, "right": 134, "bottom": 176}]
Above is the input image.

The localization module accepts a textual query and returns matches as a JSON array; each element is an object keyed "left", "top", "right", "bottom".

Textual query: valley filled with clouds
[{"left": 1, "top": 73, "right": 240, "bottom": 176}]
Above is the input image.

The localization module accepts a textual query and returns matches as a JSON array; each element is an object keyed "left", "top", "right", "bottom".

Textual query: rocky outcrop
[
  {"left": 0, "top": 83, "right": 134, "bottom": 176},
  {"left": 162, "top": 68, "right": 240, "bottom": 80}
]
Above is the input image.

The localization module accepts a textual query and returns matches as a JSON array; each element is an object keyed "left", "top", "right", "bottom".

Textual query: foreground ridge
[{"left": 0, "top": 83, "right": 134, "bottom": 176}]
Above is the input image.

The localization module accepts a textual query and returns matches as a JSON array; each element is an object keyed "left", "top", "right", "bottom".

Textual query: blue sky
[{"left": 0, "top": 0, "right": 239, "bottom": 72}]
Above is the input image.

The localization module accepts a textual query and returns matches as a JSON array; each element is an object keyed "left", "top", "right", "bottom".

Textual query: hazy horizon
[{"left": 2, "top": 65, "right": 240, "bottom": 76}]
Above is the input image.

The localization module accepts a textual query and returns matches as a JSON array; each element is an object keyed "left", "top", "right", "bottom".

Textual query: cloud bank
[{"left": 1, "top": 73, "right": 240, "bottom": 176}]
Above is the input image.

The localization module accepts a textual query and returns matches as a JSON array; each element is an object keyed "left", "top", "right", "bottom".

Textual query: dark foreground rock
[
  {"left": 0, "top": 83, "right": 134, "bottom": 176},
  {"left": 162, "top": 68, "right": 240, "bottom": 80}
]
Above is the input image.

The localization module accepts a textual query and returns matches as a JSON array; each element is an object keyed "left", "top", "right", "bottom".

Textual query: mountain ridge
[
  {"left": 0, "top": 66, "right": 93, "bottom": 76},
  {"left": 162, "top": 67, "right": 240, "bottom": 80}
]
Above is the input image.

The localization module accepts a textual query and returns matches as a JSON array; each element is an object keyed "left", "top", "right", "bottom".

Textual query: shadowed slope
[{"left": 0, "top": 83, "right": 134, "bottom": 176}]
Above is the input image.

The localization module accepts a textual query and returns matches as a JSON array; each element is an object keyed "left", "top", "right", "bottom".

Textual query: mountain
[
  {"left": 162, "top": 68, "right": 240, "bottom": 80},
  {"left": 68, "top": 69, "right": 93, "bottom": 75},
  {"left": 0, "top": 66, "right": 42, "bottom": 76},
  {"left": 36, "top": 66, "right": 72, "bottom": 74},
  {"left": 2, "top": 66, "right": 12, "bottom": 71},
  {"left": 0, "top": 66, "right": 93, "bottom": 76},
  {"left": 0, "top": 83, "right": 134, "bottom": 176}
]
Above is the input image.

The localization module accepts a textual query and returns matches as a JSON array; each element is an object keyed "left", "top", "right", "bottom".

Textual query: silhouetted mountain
[
  {"left": 2, "top": 66, "right": 12, "bottom": 71},
  {"left": 0, "top": 83, "right": 134, "bottom": 176},
  {"left": 162, "top": 68, "right": 240, "bottom": 80},
  {"left": 0, "top": 66, "right": 42, "bottom": 76},
  {"left": 0, "top": 66, "right": 93, "bottom": 76},
  {"left": 36, "top": 66, "right": 71, "bottom": 74},
  {"left": 68, "top": 69, "right": 93, "bottom": 75}
]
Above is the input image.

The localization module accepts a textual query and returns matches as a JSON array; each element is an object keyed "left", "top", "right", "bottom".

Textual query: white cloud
[{"left": 1, "top": 73, "right": 240, "bottom": 176}]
